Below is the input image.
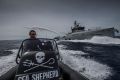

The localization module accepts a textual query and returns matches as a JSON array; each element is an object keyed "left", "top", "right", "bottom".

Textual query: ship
[{"left": 63, "top": 21, "right": 119, "bottom": 40}]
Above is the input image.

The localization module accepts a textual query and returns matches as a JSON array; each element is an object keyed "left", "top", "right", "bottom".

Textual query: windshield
[{"left": 21, "top": 38, "right": 57, "bottom": 53}]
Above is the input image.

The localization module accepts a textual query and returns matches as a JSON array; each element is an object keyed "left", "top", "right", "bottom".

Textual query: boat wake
[{"left": 58, "top": 45, "right": 112, "bottom": 80}]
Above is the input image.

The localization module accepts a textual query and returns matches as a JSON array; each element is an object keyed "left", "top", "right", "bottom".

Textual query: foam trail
[
  {"left": 60, "top": 36, "right": 120, "bottom": 44},
  {"left": 58, "top": 45, "right": 112, "bottom": 80},
  {"left": 0, "top": 49, "right": 18, "bottom": 76}
]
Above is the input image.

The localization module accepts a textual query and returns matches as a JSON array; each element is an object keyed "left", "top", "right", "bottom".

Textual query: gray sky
[{"left": 0, "top": 0, "right": 120, "bottom": 40}]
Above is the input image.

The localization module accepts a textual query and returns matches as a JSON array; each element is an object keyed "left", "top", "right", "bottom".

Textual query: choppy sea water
[{"left": 0, "top": 36, "right": 120, "bottom": 80}]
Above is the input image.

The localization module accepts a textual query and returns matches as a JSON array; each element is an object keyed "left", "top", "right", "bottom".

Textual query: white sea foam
[
  {"left": 0, "top": 49, "right": 18, "bottom": 76},
  {"left": 61, "top": 36, "right": 120, "bottom": 44},
  {"left": 58, "top": 45, "right": 112, "bottom": 80}
]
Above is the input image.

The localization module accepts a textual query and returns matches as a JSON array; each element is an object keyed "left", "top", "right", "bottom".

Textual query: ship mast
[{"left": 71, "top": 20, "right": 85, "bottom": 32}]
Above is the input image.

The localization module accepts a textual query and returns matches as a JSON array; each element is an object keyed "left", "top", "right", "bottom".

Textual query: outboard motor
[{"left": 15, "top": 51, "right": 60, "bottom": 80}]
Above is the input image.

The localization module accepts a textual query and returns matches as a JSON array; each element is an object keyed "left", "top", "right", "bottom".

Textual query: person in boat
[{"left": 18, "top": 30, "right": 43, "bottom": 55}]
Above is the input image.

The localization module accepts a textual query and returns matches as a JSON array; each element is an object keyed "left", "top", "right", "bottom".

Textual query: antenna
[
  {"left": 24, "top": 27, "right": 59, "bottom": 34},
  {"left": 24, "top": 27, "right": 61, "bottom": 38}
]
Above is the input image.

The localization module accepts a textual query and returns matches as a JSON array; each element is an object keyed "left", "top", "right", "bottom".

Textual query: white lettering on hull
[
  {"left": 18, "top": 75, "right": 29, "bottom": 80},
  {"left": 17, "top": 70, "right": 59, "bottom": 80},
  {"left": 32, "top": 70, "right": 59, "bottom": 80}
]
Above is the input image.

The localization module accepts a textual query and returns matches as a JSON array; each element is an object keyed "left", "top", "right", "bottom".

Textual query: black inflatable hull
[
  {"left": 0, "top": 62, "right": 89, "bottom": 80},
  {"left": 0, "top": 66, "right": 17, "bottom": 80}
]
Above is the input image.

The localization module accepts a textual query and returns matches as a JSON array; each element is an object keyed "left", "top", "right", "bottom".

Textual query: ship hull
[{"left": 65, "top": 28, "right": 115, "bottom": 40}]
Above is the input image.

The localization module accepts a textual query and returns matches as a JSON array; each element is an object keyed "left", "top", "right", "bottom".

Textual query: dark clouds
[
  {"left": 1, "top": 0, "right": 120, "bottom": 14},
  {"left": 0, "top": 1, "right": 119, "bottom": 9},
  {"left": 0, "top": 0, "right": 120, "bottom": 40}
]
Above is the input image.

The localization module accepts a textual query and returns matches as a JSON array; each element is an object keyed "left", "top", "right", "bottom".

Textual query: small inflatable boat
[{"left": 0, "top": 38, "right": 89, "bottom": 80}]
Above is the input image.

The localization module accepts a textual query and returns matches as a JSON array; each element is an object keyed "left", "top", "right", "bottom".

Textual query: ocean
[{"left": 0, "top": 36, "right": 120, "bottom": 80}]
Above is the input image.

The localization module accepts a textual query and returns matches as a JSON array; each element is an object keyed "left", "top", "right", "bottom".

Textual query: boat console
[{"left": 15, "top": 51, "right": 60, "bottom": 80}]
